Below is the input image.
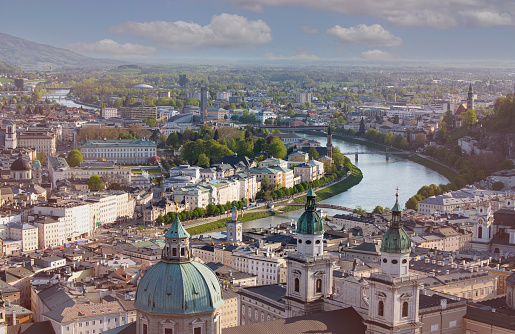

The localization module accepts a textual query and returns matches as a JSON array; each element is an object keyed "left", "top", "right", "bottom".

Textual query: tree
[
  {"left": 393, "top": 115, "right": 399, "bottom": 124},
  {"left": 197, "top": 153, "right": 210, "bottom": 168},
  {"left": 405, "top": 196, "right": 419, "bottom": 210},
  {"left": 143, "top": 117, "right": 157, "bottom": 127},
  {"left": 463, "top": 109, "right": 477, "bottom": 127},
  {"left": 308, "top": 147, "right": 319, "bottom": 160},
  {"left": 372, "top": 206, "right": 384, "bottom": 214},
  {"left": 492, "top": 181, "right": 505, "bottom": 191},
  {"left": 264, "top": 136, "right": 287, "bottom": 159},
  {"left": 352, "top": 206, "right": 366, "bottom": 215},
  {"left": 213, "top": 129, "right": 220, "bottom": 141},
  {"left": 67, "top": 149, "right": 83, "bottom": 167},
  {"left": 261, "top": 175, "right": 271, "bottom": 191},
  {"left": 87, "top": 175, "right": 104, "bottom": 191},
  {"left": 166, "top": 132, "right": 179, "bottom": 147},
  {"left": 155, "top": 214, "right": 165, "bottom": 226},
  {"left": 36, "top": 152, "right": 47, "bottom": 164}
]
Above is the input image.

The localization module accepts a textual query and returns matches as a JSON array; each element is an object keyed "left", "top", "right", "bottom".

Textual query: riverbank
[
  {"left": 408, "top": 154, "right": 457, "bottom": 181},
  {"left": 186, "top": 164, "right": 363, "bottom": 235}
]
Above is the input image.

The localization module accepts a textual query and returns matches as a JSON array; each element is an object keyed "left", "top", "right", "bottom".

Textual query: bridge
[
  {"left": 341, "top": 150, "right": 412, "bottom": 161},
  {"left": 45, "top": 87, "right": 73, "bottom": 91},
  {"left": 287, "top": 203, "right": 354, "bottom": 213}
]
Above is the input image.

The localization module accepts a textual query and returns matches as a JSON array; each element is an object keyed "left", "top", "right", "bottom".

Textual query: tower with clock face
[
  {"left": 226, "top": 206, "right": 242, "bottom": 242},
  {"left": 472, "top": 202, "right": 493, "bottom": 250}
]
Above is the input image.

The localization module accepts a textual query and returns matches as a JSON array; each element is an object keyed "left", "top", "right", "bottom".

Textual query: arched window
[
  {"left": 172, "top": 248, "right": 177, "bottom": 256},
  {"left": 478, "top": 226, "right": 483, "bottom": 239},
  {"left": 316, "top": 279, "right": 322, "bottom": 293},
  {"left": 402, "top": 302, "right": 408, "bottom": 317},
  {"left": 294, "top": 278, "right": 300, "bottom": 292},
  {"left": 378, "top": 301, "right": 384, "bottom": 316}
]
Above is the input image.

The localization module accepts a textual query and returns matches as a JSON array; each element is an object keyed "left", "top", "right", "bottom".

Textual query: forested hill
[
  {"left": 0, "top": 32, "right": 122, "bottom": 70},
  {"left": 0, "top": 60, "right": 21, "bottom": 74}
]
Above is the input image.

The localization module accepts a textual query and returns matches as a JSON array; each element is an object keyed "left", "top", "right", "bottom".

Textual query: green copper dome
[
  {"left": 296, "top": 188, "right": 324, "bottom": 235},
  {"left": 32, "top": 160, "right": 41, "bottom": 168},
  {"left": 380, "top": 191, "right": 411, "bottom": 254},
  {"left": 134, "top": 261, "right": 223, "bottom": 314}
]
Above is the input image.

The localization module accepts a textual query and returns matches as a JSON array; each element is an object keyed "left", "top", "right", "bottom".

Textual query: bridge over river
[{"left": 287, "top": 202, "right": 355, "bottom": 213}]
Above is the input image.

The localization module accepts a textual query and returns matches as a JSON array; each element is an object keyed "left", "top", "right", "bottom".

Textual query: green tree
[
  {"left": 155, "top": 214, "right": 165, "bottom": 226},
  {"left": 352, "top": 206, "right": 366, "bottom": 215},
  {"left": 166, "top": 132, "right": 179, "bottom": 147},
  {"left": 143, "top": 117, "right": 157, "bottom": 127},
  {"left": 372, "top": 206, "right": 384, "bottom": 214},
  {"left": 261, "top": 175, "right": 271, "bottom": 190},
  {"left": 463, "top": 109, "right": 477, "bottom": 127},
  {"left": 358, "top": 117, "right": 366, "bottom": 136},
  {"left": 405, "top": 196, "right": 419, "bottom": 210},
  {"left": 197, "top": 153, "right": 210, "bottom": 168},
  {"left": 492, "top": 181, "right": 505, "bottom": 191},
  {"left": 87, "top": 175, "right": 104, "bottom": 191},
  {"left": 67, "top": 149, "right": 83, "bottom": 167},
  {"left": 264, "top": 136, "right": 287, "bottom": 159},
  {"left": 36, "top": 152, "right": 47, "bottom": 164},
  {"left": 308, "top": 147, "right": 319, "bottom": 160}
]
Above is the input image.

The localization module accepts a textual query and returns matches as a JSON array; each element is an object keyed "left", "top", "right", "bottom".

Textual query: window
[
  {"left": 478, "top": 226, "right": 483, "bottom": 239},
  {"left": 382, "top": 258, "right": 387, "bottom": 263},
  {"left": 172, "top": 248, "right": 177, "bottom": 256},
  {"left": 378, "top": 301, "right": 384, "bottom": 316},
  {"left": 449, "top": 320, "right": 456, "bottom": 327},
  {"left": 316, "top": 279, "right": 322, "bottom": 293},
  {"left": 143, "top": 324, "right": 148, "bottom": 334},
  {"left": 305, "top": 240, "right": 312, "bottom": 244},
  {"left": 402, "top": 302, "right": 408, "bottom": 317},
  {"left": 194, "top": 328, "right": 201, "bottom": 334},
  {"left": 431, "top": 324, "right": 439, "bottom": 331},
  {"left": 294, "top": 278, "right": 300, "bottom": 292}
]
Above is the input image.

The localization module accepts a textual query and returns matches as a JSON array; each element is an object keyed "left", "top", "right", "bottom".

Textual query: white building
[
  {"left": 295, "top": 92, "right": 311, "bottom": 104},
  {"left": 79, "top": 138, "right": 157, "bottom": 164},
  {"left": 32, "top": 216, "right": 66, "bottom": 249},
  {"left": 7, "top": 222, "right": 38, "bottom": 252},
  {"left": 102, "top": 107, "right": 118, "bottom": 119}
]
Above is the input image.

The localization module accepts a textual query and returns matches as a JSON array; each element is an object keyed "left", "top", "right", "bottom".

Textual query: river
[
  {"left": 201, "top": 134, "right": 449, "bottom": 238},
  {"left": 44, "top": 89, "right": 98, "bottom": 110}
]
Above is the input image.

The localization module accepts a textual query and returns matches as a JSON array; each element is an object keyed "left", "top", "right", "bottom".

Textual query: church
[{"left": 108, "top": 189, "right": 468, "bottom": 334}]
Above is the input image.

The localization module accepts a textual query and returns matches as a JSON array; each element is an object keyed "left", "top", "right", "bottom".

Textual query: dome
[
  {"left": 296, "top": 188, "right": 324, "bottom": 235},
  {"left": 32, "top": 160, "right": 41, "bottom": 167},
  {"left": 380, "top": 191, "right": 411, "bottom": 254},
  {"left": 380, "top": 227, "right": 411, "bottom": 254},
  {"left": 134, "top": 260, "right": 223, "bottom": 314},
  {"left": 133, "top": 84, "right": 154, "bottom": 89},
  {"left": 10, "top": 153, "right": 31, "bottom": 171}
]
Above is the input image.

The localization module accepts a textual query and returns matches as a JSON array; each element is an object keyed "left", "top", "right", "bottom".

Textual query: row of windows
[{"left": 377, "top": 301, "right": 408, "bottom": 318}]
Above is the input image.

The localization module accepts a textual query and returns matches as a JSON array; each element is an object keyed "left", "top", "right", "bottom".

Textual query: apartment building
[
  {"left": 119, "top": 105, "right": 157, "bottom": 121},
  {"left": 18, "top": 130, "right": 57, "bottom": 156},
  {"left": 7, "top": 222, "right": 38, "bottom": 252},
  {"left": 32, "top": 216, "right": 65, "bottom": 249}
]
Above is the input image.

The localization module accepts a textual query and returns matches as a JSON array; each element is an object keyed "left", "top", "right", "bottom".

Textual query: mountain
[
  {"left": 0, "top": 60, "right": 22, "bottom": 74},
  {"left": 0, "top": 32, "right": 123, "bottom": 70}
]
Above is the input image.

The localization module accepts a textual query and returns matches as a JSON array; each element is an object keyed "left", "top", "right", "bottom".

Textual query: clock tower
[{"left": 226, "top": 206, "right": 242, "bottom": 243}]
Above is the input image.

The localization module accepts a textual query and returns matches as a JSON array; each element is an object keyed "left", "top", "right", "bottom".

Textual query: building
[
  {"left": 79, "top": 138, "right": 157, "bottom": 164},
  {"left": 9, "top": 153, "right": 32, "bottom": 181},
  {"left": 4, "top": 121, "right": 16, "bottom": 149},
  {"left": 32, "top": 216, "right": 65, "bottom": 249},
  {"left": 295, "top": 92, "right": 311, "bottom": 104},
  {"left": 467, "top": 84, "right": 474, "bottom": 111},
  {"left": 18, "top": 130, "right": 56, "bottom": 156},
  {"left": 226, "top": 207, "right": 243, "bottom": 243},
  {"left": 284, "top": 188, "right": 333, "bottom": 317},
  {"left": 7, "top": 222, "right": 38, "bottom": 252},
  {"left": 102, "top": 107, "right": 119, "bottom": 119},
  {"left": 132, "top": 214, "right": 224, "bottom": 334},
  {"left": 120, "top": 106, "right": 157, "bottom": 121}
]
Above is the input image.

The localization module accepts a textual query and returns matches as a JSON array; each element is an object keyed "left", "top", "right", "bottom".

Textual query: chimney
[
  {"left": 440, "top": 299, "right": 447, "bottom": 309},
  {"left": 12, "top": 311, "right": 16, "bottom": 326}
]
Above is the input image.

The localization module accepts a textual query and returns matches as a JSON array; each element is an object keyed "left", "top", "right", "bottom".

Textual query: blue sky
[{"left": 2, "top": 0, "right": 515, "bottom": 62}]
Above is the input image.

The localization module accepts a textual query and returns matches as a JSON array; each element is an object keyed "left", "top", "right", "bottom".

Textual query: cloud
[
  {"left": 301, "top": 25, "right": 319, "bottom": 34},
  {"left": 110, "top": 13, "right": 272, "bottom": 51},
  {"left": 234, "top": 0, "right": 515, "bottom": 29},
  {"left": 458, "top": 10, "right": 514, "bottom": 26},
  {"left": 327, "top": 24, "right": 402, "bottom": 48},
  {"left": 64, "top": 39, "right": 157, "bottom": 58},
  {"left": 264, "top": 49, "right": 319, "bottom": 60},
  {"left": 361, "top": 49, "right": 399, "bottom": 60}
]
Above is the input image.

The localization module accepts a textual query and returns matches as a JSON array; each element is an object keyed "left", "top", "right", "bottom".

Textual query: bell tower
[
  {"left": 471, "top": 202, "right": 493, "bottom": 251},
  {"left": 5, "top": 121, "right": 16, "bottom": 149},
  {"left": 285, "top": 188, "right": 333, "bottom": 318},
  {"left": 326, "top": 126, "right": 333, "bottom": 159},
  {"left": 365, "top": 189, "right": 421, "bottom": 334},
  {"left": 226, "top": 206, "right": 242, "bottom": 243}
]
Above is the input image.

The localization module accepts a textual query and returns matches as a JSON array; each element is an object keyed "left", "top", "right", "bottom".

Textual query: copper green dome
[
  {"left": 32, "top": 160, "right": 41, "bottom": 168},
  {"left": 296, "top": 188, "right": 324, "bottom": 235},
  {"left": 380, "top": 191, "right": 411, "bottom": 254}
]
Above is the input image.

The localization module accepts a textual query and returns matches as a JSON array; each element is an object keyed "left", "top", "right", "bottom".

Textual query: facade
[
  {"left": 5, "top": 121, "right": 16, "bottom": 149},
  {"left": 120, "top": 106, "right": 157, "bottom": 121},
  {"left": 18, "top": 130, "right": 56, "bottom": 156},
  {"left": 32, "top": 216, "right": 65, "bottom": 249},
  {"left": 79, "top": 138, "right": 157, "bottom": 164},
  {"left": 102, "top": 107, "right": 119, "bottom": 119},
  {"left": 226, "top": 207, "right": 243, "bottom": 243},
  {"left": 295, "top": 92, "right": 311, "bottom": 104},
  {"left": 6, "top": 222, "right": 38, "bottom": 252}
]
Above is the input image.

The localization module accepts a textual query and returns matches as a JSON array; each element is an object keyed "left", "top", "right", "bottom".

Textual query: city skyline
[{"left": 2, "top": 0, "right": 515, "bottom": 63}]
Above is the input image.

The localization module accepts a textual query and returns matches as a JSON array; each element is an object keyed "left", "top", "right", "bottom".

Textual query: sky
[{"left": 2, "top": 0, "right": 515, "bottom": 63}]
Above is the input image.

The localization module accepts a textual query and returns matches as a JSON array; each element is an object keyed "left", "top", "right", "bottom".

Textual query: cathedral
[{"left": 109, "top": 188, "right": 467, "bottom": 334}]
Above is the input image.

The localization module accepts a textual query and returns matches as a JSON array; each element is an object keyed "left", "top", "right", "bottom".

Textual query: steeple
[
  {"left": 326, "top": 126, "right": 333, "bottom": 159},
  {"left": 467, "top": 83, "right": 474, "bottom": 111},
  {"left": 380, "top": 189, "right": 411, "bottom": 278},
  {"left": 296, "top": 187, "right": 324, "bottom": 257},
  {"left": 162, "top": 214, "right": 192, "bottom": 263}
]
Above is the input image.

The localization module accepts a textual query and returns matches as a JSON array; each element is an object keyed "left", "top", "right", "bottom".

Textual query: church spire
[
  {"left": 162, "top": 214, "right": 192, "bottom": 263},
  {"left": 467, "top": 83, "right": 474, "bottom": 111}
]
